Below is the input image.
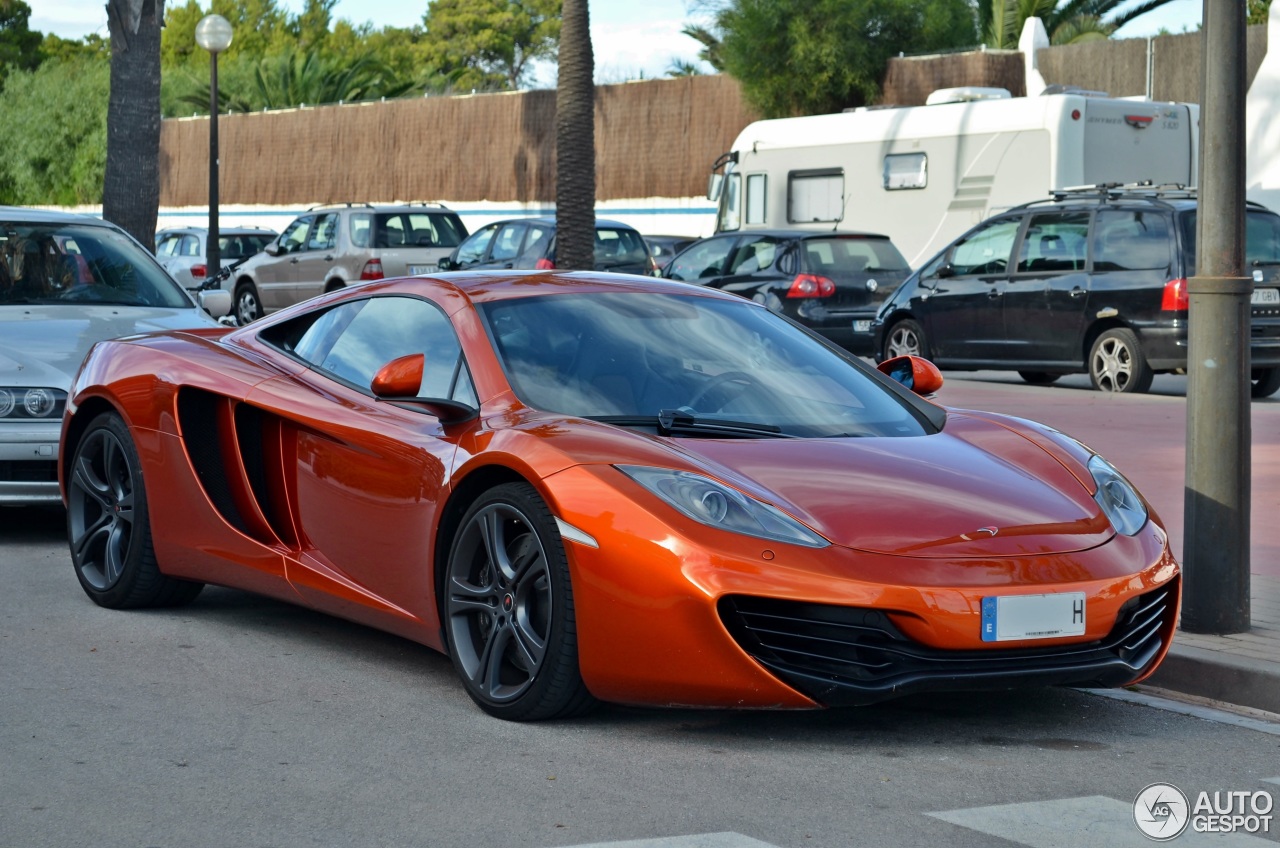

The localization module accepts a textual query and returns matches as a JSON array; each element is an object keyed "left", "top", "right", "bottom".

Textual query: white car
[
  {"left": 1, "top": 208, "right": 231, "bottom": 505},
  {"left": 155, "top": 226, "right": 277, "bottom": 288}
]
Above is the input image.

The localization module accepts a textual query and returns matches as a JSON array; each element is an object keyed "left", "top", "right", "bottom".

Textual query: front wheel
[
  {"left": 1252, "top": 367, "right": 1280, "bottom": 399},
  {"left": 883, "top": 318, "right": 929, "bottom": 360},
  {"left": 234, "top": 281, "right": 263, "bottom": 325},
  {"left": 66, "top": 413, "right": 204, "bottom": 609},
  {"left": 442, "top": 482, "right": 596, "bottom": 721},
  {"left": 1018, "top": 371, "right": 1061, "bottom": 386},
  {"left": 1088, "top": 328, "right": 1153, "bottom": 393}
]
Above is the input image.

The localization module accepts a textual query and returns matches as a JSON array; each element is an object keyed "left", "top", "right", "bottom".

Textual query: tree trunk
[
  {"left": 103, "top": 0, "right": 164, "bottom": 250},
  {"left": 554, "top": 0, "right": 595, "bottom": 271}
]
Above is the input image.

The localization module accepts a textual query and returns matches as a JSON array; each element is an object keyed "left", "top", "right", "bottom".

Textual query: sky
[{"left": 32, "top": 0, "right": 1206, "bottom": 86}]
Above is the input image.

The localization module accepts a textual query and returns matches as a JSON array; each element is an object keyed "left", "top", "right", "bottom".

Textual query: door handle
[
  {"left": 503, "top": 263, "right": 513, "bottom": 269},
  {"left": 290, "top": 258, "right": 299, "bottom": 264},
  {"left": 1070, "top": 287, "right": 1085, "bottom": 298},
  {"left": 987, "top": 285, "right": 1004, "bottom": 299},
  {"left": 324, "top": 255, "right": 334, "bottom": 261}
]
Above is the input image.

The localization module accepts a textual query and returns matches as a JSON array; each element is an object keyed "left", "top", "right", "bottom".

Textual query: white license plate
[
  {"left": 981, "top": 592, "right": 1086, "bottom": 642},
  {"left": 408, "top": 264, "right": 435, "bottom": 275},
  {"left": 853, "top": 320, "right": 872, "bottom": 333},
  {"left": 1253, "top": 287, "right": 1279, "bottom": 304}
]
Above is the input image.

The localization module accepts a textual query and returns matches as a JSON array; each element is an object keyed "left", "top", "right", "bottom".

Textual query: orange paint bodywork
[{"left": 59, "top": 272, "right": 1182, "bottom": 710}]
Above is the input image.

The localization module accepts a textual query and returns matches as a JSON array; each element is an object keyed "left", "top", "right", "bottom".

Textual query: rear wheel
[
  {"left": 1252, "top": 367, "right": 1280, "bottom": 399},
  {"left": 883, "top": 318, "right": 929, "bottom": 360},
  {"left": 442, "top": 482, "right": 595, "bottom": 721},
  {"left": 1088, "top": 328, "right": 1153, "bottom": 394},
  {"left": 324, "top": 278, "right": 346, "bottom": 293},
  {"left": 66, "top": 413, "right": 204, "bottom": 609},
  {"left": 234, "top": 280, "right": 262, "bottom": 325},
  {"left": 1018, "top": 371, "right": 1061, "bottom": 386}
]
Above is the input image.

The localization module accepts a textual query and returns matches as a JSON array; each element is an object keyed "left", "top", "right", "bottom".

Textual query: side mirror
[
  {"left": 877, "top": 355, "right": 943, "bottom": 396},
  {"left": 935, "top": 263, "right": 956, "bottom": 279},
  {"left": 437, "top": 256, "right": 456, "bottom": 271},
  {"left": 707, "top": 173, "right": 723, "bottom": 202},
  {"left": 264, "top": 242, "right": 282, "bottom": 256},
  {"left": 370, "top": 353, "right": 477, "bottom": 424},
  {"left": 197, "top": 288, "right": 232, "bottom": 319}
]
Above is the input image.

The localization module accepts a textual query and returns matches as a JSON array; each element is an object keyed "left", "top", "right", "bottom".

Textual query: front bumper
[{"left": 0, "top": 422, "right": 62, "bottom": 504}]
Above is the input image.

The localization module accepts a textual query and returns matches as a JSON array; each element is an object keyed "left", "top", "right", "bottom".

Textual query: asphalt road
[{"left": 3, "top": 375, "right": 1279, "bottom": 848}]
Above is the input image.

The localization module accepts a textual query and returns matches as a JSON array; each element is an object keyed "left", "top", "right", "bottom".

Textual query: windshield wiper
[
  {"left": 1252, "top": 260, "right": 1280, "bottom": 267},
  {"left": 588, "top": 409, "right": 796, "bottom": 439}
]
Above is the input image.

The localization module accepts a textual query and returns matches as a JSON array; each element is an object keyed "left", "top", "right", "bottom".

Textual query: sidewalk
[{"left": 1146, "top": 575, "right": 1280, "bottom": 715}]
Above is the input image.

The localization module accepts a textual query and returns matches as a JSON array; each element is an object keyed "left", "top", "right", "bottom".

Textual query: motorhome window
[
  {"left": 746, "top": 174, "right": 767, "bottom": 224},
  {"left": 1092, "top": 211, "right": 1171, "bottom": 272},
  {"left": 788, "top": 169, "right": 844, "bottom": 224},
  {"left": 883, "top": 153, "right": 927, "bottom": 191},
  {"left": 1016, "top": 212, "right": 1089, "bottom": 273},
  {"left": 949, "top": 218, "right": 1020, "bottom": 276},
  {"left": 719, "top": 172, "right": 742, "bottom": 231}
]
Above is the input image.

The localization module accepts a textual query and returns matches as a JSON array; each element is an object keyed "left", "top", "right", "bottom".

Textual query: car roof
[
  {"left": 700, "top": 228, "right": 894, "bottom": 240},
  {"left": 0, "top": 207, "right": 117, "bottom": 227},
  {"left": 157, "top": 226, "right": 277, "bottom": 235},
  {"left": 305, "top": 202, "right": 457, "bottom": 214},
  {"left": 485, "top": 216, "right": 638, "bottom": 230}
]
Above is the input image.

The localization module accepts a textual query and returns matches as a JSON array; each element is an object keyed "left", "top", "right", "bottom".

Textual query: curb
[{"left": 1145, "top": 642, "right": 1280, "bottom": 715}]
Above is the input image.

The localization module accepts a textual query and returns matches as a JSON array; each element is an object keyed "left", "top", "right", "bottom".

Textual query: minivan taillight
[
  {"left": 191, "top": 264, "right": 207, "bottom": 280},
  {"left": 786, "top": 274, "right": 836, "bottom": 298},
  {"left": 1161, "top": 277, "right": 1189, "bottom": 311},
  {"left": 535, "top": 258, "right": 556, "bottom": 270},
  {"left": 360, "top": 259, "right": 384, "bottom": 280}
]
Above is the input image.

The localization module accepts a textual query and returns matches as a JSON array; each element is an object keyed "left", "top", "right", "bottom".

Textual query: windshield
[
  {"left": 479, "top": 291, "right": 930, "bottom": 438},
  {"left": 1179, "top": 208, "right": 1280, "bottom": 270},
  {"left": 0, "top": 222, "right": 192, "bottom": 308}
]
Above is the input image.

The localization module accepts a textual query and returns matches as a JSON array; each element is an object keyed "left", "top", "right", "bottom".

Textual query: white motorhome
[{"left": 709, "top": 89, "right": 1200, "bottom": 267}]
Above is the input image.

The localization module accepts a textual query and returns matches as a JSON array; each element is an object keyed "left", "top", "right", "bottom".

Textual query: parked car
[
  {"left": 662, "top": 229, "right": 911, "bottom": 355},
  {"left": 225, "top": 202, "right": 468, "bottom": 325},
  {"left": 154, "top": 226, "right": 277, "bottom": 288},
  {"left": 0, "top": 207, "right": 230, "bottom": 505},
  {"left": 61, "top": 271, "right": 1178, "bottom": 720},
  {"left": 871, "top": 184, "right": 1280, "bottom": 396},
  {"left": 643, "top": 234, "right": 698, "bottom": 273},
  {"left": 438, "top": 216, "right": 656, "bottom": 275}
]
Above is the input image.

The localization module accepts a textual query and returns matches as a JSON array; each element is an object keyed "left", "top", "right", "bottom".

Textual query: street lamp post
[{"left": 195, "top": 14, "right": 233, "bottom": 283}]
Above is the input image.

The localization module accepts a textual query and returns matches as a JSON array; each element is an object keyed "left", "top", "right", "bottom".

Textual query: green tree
[
  {"left": 980, "top": 0, "right": 1181, "bottom": 48},
  {"left": 1248, "top": 0, "right": 1271, "bottom": 25},
  {"left": 0, "top": 0, "right": 43, "bottom": 90},
  {"left": 420, "top": 0, "right": 561, "bottom": 90},
  {"left": 0, "top": 57, "right": 109, "bottom": 204},
  {"left": 712, "top": 0, "right": 978, "bottom": 118},
  {"left": 40, "top": 33, "right": 110, "bottom": 64},
  {"left": 554, "top": 0, "right": 594, "bottom": 270}
]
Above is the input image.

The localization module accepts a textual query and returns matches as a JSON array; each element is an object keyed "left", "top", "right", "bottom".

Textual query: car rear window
[
  {"left": 800, "top": 237, "right": 909, "bottom": 275},
  {"left": 220, "top": 234, "right": 274, "bottom": 259},
  {"left": 1180, "top": 208, "right": 1280, "bottom": 272},
  {"left": 594, "top": 228, "right": 650, "bottom": 265}
]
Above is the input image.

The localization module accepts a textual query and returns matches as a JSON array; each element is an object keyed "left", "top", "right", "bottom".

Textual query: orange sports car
[{"left": 60, "top": 271, "right": 1180, "bottom": 721}]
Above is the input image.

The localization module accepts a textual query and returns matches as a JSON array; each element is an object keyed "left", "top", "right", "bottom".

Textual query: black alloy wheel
[
  {"left": 66, "top": 413, "right": 203, "bottom": 609},
  {"left": 443, "top": 482, "right": 595, "bottom": 721},
  {"left": 884, "top": 318, "right": 929, "bottom": 360},
  {"left": 1088, "top": 328, "right": 1154, "bottom": 394}
]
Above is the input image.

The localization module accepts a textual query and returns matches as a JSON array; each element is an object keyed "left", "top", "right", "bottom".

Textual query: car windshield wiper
[
  {"left": 1252, "top": 260, "right": 1280, "bottom": 267},
  {"left": 587, "top": 409, "right": 797, "bottom": 438}
]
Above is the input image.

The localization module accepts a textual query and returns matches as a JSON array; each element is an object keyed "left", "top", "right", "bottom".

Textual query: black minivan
[{"left": 871, "top": 186, "right": 1280, "bottom": 396}]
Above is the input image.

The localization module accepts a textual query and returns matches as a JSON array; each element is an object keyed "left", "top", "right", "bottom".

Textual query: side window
[
  {"left": 350, "top": 213, "right": 372, "bottom": 248},
  {"left": 155, "top": 235, "right": 180, "bottom": 257},
  {"left": 745, "top": 174, "right": 767, "bottom": 224},
  {"left": 455, "top": 224, "right": 498, "bottom": 266},
  {"left": 727, "top": 236, "right": 782, "bottom": 274},
  {"left": 293, "top": 297, "right": 468, "bottom": 402},
  {"left": 1016, "top": 211, "right": 1090, "bottom": 273},
  {"left": 518, "top": 224, "right": 552, "bottom": 261},
  {"left": 666, "top": 237, "right": 737, "bottom": 281},
  {"left": 1093, "top": 210, "right": 1171, "bottom": 272},
  {"left": 949, "top": 218, "right": 1021, "bottom": 276},
  {"left": 430, "top": 213, "right": 468, "bottom": 249},
  {"left": 719, "top": 171, "right": 741, "bottom": 231},
  {"left": 884, "top": 153, "right": 927, "bottom": 191},
  {"left": 179, "top": 235, "right": 202, "bottom": 257},
  {"left": 307, "top": 214, "right": 338, "bottom": 251},
  {"left": 279, "top": 217, "right": 313, "bottom": 254},
  {"left": 788, "top": 168, "right": 844, "bottom": 224},
  {"left": 490, "top": 223, "right": 528, "bottom": 263}
]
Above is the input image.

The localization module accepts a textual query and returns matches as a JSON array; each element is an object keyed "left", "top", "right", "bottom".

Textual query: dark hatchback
[
  {"left": 871, "top": 186, "right": 1280, "bottom": 396},
  {"left": 662, "top": 229, "right": 911, "bottom": 354},
  {"left": 438, "top": 216, "right": 655, "bottom": 275}
]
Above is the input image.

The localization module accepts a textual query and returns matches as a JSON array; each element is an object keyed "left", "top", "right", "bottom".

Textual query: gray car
[{"left": 0, "top": 207, "right": 231, "bottom": 505}]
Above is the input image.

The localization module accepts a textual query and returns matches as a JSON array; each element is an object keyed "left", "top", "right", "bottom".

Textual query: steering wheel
[{"left": 687, "top": 370, "right": 757, "bottom": 412}]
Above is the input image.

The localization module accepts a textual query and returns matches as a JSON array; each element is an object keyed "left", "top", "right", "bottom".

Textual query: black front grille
[
  {"left": 719, "top": 582, "right": 1176, "bottom": 706},
  {"left": 0, "top": 460, "right": 58, "bottom": 483}
]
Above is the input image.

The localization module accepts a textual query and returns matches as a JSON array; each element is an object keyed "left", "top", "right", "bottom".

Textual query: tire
[
  {"left": 883, "top": 318, "right": 930, "bottom": 360},
  {"left": 234, "top": 281, "right": 263, "bottom": 325},
  {"left": 442, "top": 482, "right": 596, "bottom": 721},
  {"left": 1252, "top": 367, "right": 1280, "bottom": 399},
  {"left": 324, "top": 278, "right": 346, "bottom": 293},
  {"left": 1089, "top": 328, "right": 1154, "bottom": 393},
  {"left": 1018, "top": 371, "right": 1061, "bottom": 386},
  {"left": 66, "top": 413, "right": 204, "bottom": 609}
]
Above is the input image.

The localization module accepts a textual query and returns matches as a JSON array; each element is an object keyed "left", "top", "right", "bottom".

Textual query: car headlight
[
  {"left": 0, "top": 388, "right": 67, "bottom": 420},
  {"left": 1089, "top": 454, "right": 1147, "bottom": 536},
  {"left": 617, "top": 465, "right": 829, "bottom": 548}
]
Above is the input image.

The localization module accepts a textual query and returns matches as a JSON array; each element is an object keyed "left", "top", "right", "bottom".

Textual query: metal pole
[
  {"left": 207, "top": 51, "right": 221, "bottom": 280},
  {"left": 1183, "top": 0, "right": 1250, "bottom": 633}
]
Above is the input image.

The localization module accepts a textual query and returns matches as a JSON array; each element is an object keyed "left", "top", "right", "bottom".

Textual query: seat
[{"left": 411, "top": 228, "right": 435, "bottom": 247}]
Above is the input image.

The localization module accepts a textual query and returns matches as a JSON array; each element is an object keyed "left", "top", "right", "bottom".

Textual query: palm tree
[
  {"left": 555, "top": 0, "right": 594, "bottom": 271},
  {"left": 103, "top": 0, "right": 164, "bottom": 249},
  {"left": 982, "top": 0, "right": 1177, "bottom": 48}
]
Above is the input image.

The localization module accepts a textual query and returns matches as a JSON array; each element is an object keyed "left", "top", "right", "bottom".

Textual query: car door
[
  {"left": 451, "top": 222, "right": 501, "bottom": 269},
  {"left": 250, "top": 294, "right": 473, "bottom": 627},
  {"left": 475, "top": 221, "right": 528, "bottom": 269},
  {"left": 713, "top": 235, "right": 788, "bottom": 298},
  {"left": 919, "top": 215, "right": 1022, "bottom": 363},
  {"left": 290, "top": 212, "right": 339, "bottom": 302},
  {"left": 1001, "top": 211, "right": 1091, "bottom": 364},
  {"left": 663, "top": 235, "right": 739, "bottom": 284},
  {"left": 258, "top": 216, "right": 313, "bottom": 310}
]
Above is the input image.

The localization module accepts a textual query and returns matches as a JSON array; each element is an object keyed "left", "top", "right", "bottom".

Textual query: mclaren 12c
[{"left": 60, "top": 271, "right": 1180, "bottom": 720}]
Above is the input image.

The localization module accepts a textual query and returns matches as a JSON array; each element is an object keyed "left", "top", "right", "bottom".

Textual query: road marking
[
  {"left": 1080, "top": 687, "right": 1280, "bottom": 738},
  {"left": 563, "top": 835, "right": 780, "bottom": 848},
  {"left": 929, "top": 796, "right": 1274, "bottom": 847}
]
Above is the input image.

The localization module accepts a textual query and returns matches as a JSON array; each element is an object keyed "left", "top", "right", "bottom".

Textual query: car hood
[
  {"left": 0, "top": 304, "right": 214, "bottom": 390},
  {"left": 544, "top": 412, "right": 1112, "bottom": 558}
]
